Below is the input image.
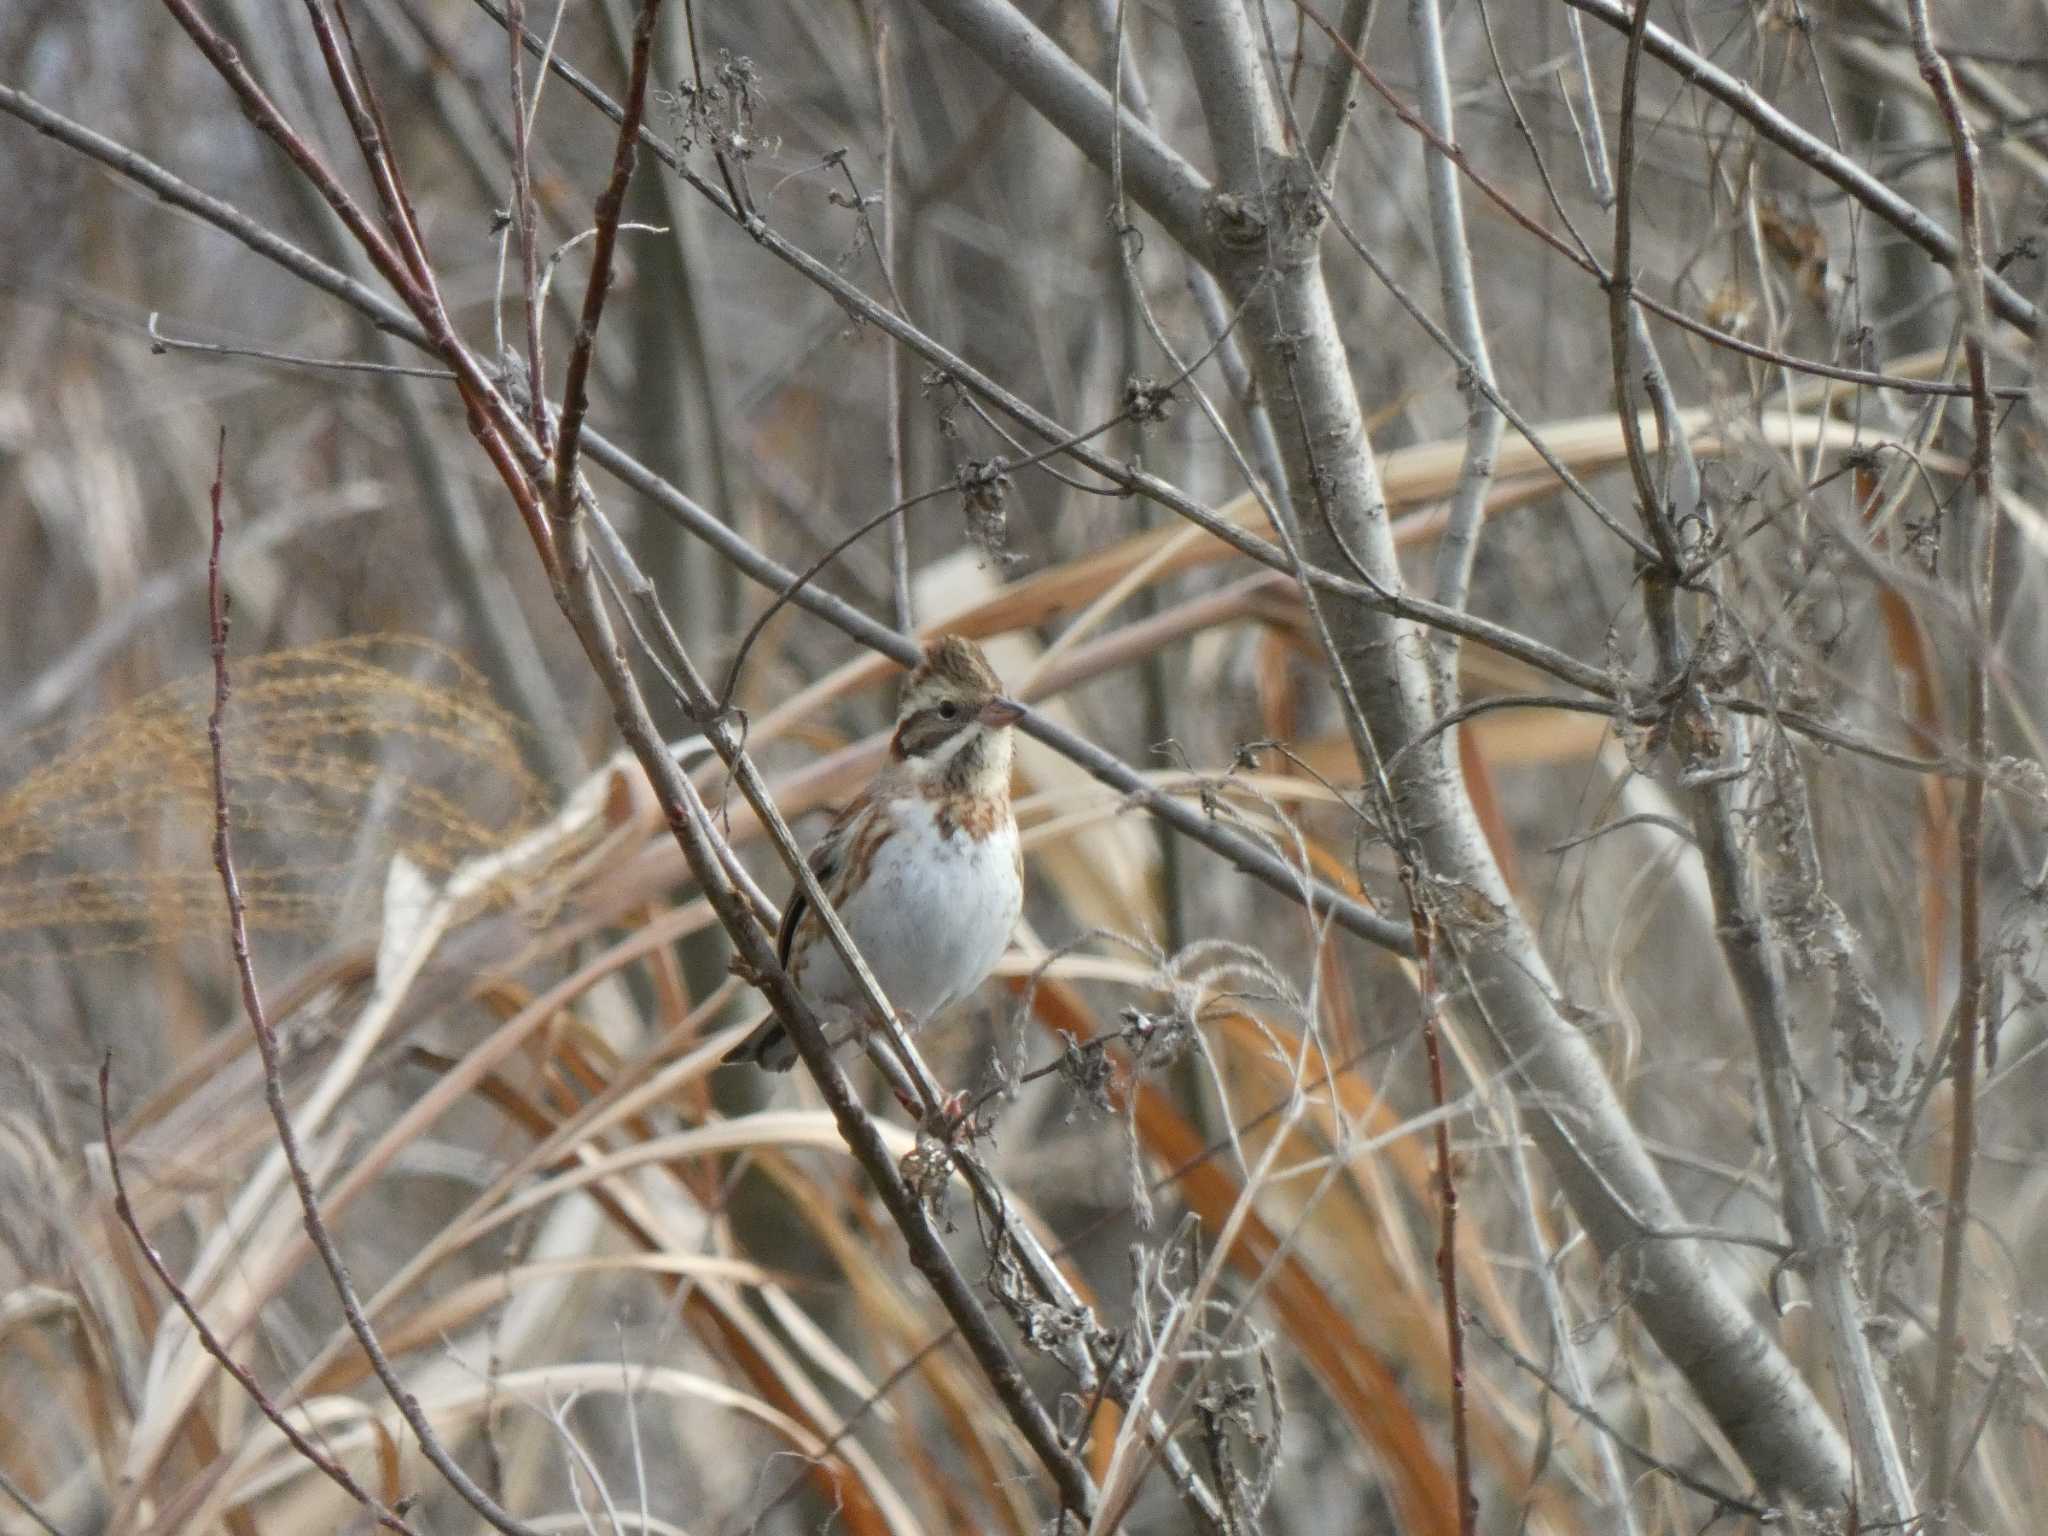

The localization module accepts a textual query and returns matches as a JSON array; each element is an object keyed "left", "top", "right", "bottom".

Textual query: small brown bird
[{"left": 722, "top": 636, "right": 1025, "bottom": 1071}]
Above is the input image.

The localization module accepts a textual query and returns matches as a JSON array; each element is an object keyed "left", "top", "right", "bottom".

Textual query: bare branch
[
  {"left": 196, "top": 432, "right": 544, "bottom": 1536},
  {"left": 1908, "top": 1, "right": 2002, "bottom": 1526},
  {"left": 548, "top": 0, "right": 659, "bottom": 519}
]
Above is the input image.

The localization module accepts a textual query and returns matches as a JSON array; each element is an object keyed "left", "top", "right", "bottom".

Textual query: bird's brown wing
[
  {"left": 721, "top": 802, "right": 872, "bottom": 1072},
  {"left": 776, "top": 797, "right": 867, "bottom": 969}
]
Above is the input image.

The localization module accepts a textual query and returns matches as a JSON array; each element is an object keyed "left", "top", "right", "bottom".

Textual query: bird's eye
[{"left": 936, "top": 700, "right": 960, "bottom": 721}]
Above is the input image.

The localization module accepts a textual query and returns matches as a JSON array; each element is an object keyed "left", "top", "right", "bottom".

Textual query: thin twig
[
  {"left": 147, "top": 311, "right": 453, "bottom": 379},
  {"left": 871, "top": 8, "right": 914, "bottom": 634},
  {"left": 157, "top": 0, "right": 559, "bottom": 575},
  {"left": 549, "top": 0, "right": 660, "bottom": 519},
  {"left": 1909, "top": 0, "right": 1999, "bottom": 1526},
  {"left": 1467, "top": 1313, "right": 1780, "bottom": 1521},
  {"left": 505, "top": 0, "right": 550, "bottom": 449},
  {"left": 1302, "top": 0, "right": 1374, "bottom": 172},
  {"left": 198, "top": 431, "right": 534, "bottom": 1534},
  {"left": 1406, "top": 0, "right": 1504, "bottom": 659},
  {"left": 1405, "top": 892, "right": 1474, "bottom": 1535}
]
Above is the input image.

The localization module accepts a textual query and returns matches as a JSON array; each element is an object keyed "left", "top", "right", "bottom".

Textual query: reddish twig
[
  {"left": 550, "top": 0, "right": 662, "bottom": 518},
  {"left": 85, "top": 438, "right": 423, "bottom": 1536},
  {"left": 312, "top": 0, "right": 563, "bottom": 567},
  {"left": 1909, "top": 3, "right": 1998, "bottom": 1527},
  {"left": 1404, "top": 882, "right": 1474, "bottom": 1536},
  {"left": 158, "top": 0, "right": 558, "bottom": 578},
  {"left": 304, "top": 0, "right": 436, "bottom": 295},
  {"left": 159, "top": 0, "right": 419, "bottom": 308},
  {"left": 199, "top": 434, "right": 545, "bottom": 1536}
]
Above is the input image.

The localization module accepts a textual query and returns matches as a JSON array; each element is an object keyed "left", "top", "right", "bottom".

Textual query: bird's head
[{"left": 889, "top": 635, "right": 1023, "bottom": 795}]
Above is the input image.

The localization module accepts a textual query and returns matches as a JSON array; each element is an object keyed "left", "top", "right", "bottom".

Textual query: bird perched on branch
[{"left": 722, "top": 635, "right": 1025, "bottom": 1072}]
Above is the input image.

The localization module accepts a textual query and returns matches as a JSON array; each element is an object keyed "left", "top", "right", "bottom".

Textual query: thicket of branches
[{"left": 3, "top": 0, "right": 2046, "bottom": 1532}]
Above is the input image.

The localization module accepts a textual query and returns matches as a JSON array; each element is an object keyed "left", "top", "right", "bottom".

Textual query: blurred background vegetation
[{"left": 3, "top": 0, "right": 2047, "bottom": 1531}]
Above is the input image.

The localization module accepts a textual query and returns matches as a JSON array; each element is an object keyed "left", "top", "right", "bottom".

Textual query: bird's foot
[
  {"left": 925, "top": 1088, "right": 979, "bottom": 1147},
  {"left": 883, "top": 1079, "right": 977, "bottom": 1143}
]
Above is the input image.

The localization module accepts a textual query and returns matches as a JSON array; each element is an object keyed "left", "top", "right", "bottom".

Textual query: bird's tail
[{"left": 719, "top": 1015, "right": 799, "bottom": 1072}]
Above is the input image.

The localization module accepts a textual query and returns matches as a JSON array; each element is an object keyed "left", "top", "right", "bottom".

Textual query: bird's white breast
[{"left": 800, "top": 795, "right": 1021, "bottom": 1027}]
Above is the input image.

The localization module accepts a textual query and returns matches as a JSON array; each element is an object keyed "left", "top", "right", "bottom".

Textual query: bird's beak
[{"left": 979, "top": 696, "right": 1025, "bottom": 727}]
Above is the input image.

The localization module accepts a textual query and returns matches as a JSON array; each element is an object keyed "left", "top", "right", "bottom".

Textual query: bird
[{"left": 721, "top": 635, "right": 1026, "bottom": 1073}]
